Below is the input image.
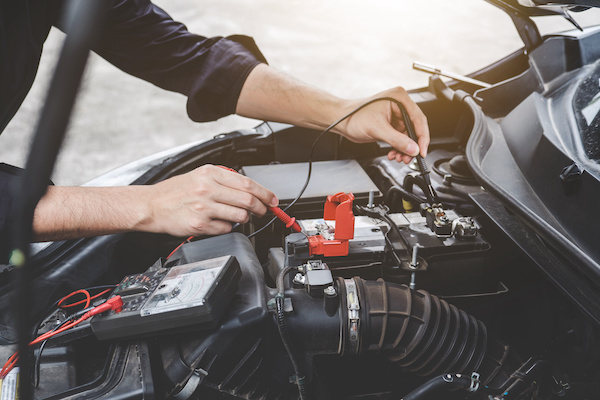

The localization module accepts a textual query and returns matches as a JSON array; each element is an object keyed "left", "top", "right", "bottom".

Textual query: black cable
[
  {"left": 276, "top": 296, "right": 308, "bottom": 399},
  {"left": 354, "top": 204, "right": 412, "bottom": 267},
  {"left": 249, "top": 96, "right": 425, "bottom": 238},
  {"left": 402, "top": 175, "right": 431, "bottom": 201},
  {"left": 30, "top": 285, "right": 115, "bottom": 386},
  {"left": 397, "top": 105, "right": 438, "bottom": 204},
  {"left": 387, "top": 185, "right": 425, "bottom": 207},
  {"left": 276, "top": 266, "right": 297, "bottom": 295},
  {"left": 273, "top": 266, "right": 308, "bottom": 399},
  {"left": 33, "top": 298, "right": 118, "bottom": 387},
  {"left": 33, "top": 317, "right": 75, "bottom": 387}
]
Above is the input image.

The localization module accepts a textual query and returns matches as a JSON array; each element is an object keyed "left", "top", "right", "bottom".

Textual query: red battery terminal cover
[{"left": 308, "top": 192, "right": 355, "bottom": 257}]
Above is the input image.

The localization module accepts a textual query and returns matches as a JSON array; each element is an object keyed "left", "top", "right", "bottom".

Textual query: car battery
[
  {"left": 241, "top": 159, "right": 381, "bottom": 217},
  {"left": 241, "top": 160, "right": 382, "bottom": 259},
  {"left": 282, "top": 209, "right": 492, "bottom": 293}
]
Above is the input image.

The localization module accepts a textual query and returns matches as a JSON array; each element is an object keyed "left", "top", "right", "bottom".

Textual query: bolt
[
  {"left": 293, "top": 273, "right": 305, "bottom": 285},
  {"left": 368, "top": 190, "right": 375, "bottom": 208},
  {"left": 410, "top": 244, "right": 420, "bottom": 269},
  {"left": 324, "top": 286, "right": 336, "bottom": 296},
  {"left": 409, "top": 272, "right": 416, "bottom": 290}
]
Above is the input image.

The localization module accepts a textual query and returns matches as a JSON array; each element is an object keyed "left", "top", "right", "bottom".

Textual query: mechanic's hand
[
  {"left": 145, "top": 164, "right": 278, "bottom": 236},
  {"left": 336, "top": 87, "right": 429, "bottom": 164}
]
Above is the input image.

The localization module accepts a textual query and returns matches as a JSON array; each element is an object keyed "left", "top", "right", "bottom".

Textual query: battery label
[{"left": 0, "top": 367, "right": 19, "bottom": 400}]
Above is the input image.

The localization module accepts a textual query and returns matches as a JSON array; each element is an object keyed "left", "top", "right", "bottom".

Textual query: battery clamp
[{"left": 307, "top": 192, "right": 355, "bottom": 257}]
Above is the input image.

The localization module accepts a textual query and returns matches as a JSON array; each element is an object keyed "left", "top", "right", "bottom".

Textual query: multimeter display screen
[{"left": 140, "top": 256, "right": 230, "bottom": 316}]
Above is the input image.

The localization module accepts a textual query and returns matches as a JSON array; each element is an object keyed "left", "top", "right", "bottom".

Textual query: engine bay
[
  {"left": 4, "top": 36, "right": 600, "bottom": 395},
  {"left": 8, "top": 136, "right": 597, "bottom": 399}
]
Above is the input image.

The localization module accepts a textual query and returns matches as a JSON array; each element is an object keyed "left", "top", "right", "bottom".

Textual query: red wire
[
  {"left": 0, "top": 291, "right": 123, "bottom": 379},
  {"left": 0, "top": 316, "right": 85, "bottom": 379},
  {"left": 57, "top": 289, "right": 91, "bottom": 310},
  {"left": 30, "top": 314, "right": 87, "bottom": 346},
  {"left": 0, "top": 352, "right": 18, "bottom": 379},
  {"left": 166, "top": 236, "right": 194, "bottom": 260},
  {"left": 59, "top": 289, "right": 111, "bottom": 309}
]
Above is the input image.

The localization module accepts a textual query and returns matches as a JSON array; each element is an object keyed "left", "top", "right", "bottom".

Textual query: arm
[
  {"left": 236, "top": 64, "right": 430, "bottom": 163},
  {"left": 32, "top": 165, "right": 278, "bottom": 241},
  {"left": 88, "top": 1, "right": 428, "bottom": 160},
  {"left": 88, "top": 0, "right": 428, "bottom": 159},
  {"left": 28, "top": 1, "right": 428, "bottom": 245}
]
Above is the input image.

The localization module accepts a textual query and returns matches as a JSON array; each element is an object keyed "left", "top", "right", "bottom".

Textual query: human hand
[
  {"left": 144, "top": 164, "right": 278, "bottom": 237},
  {"left": 336, "top": 87, "right": 429, "bottom": 164}
]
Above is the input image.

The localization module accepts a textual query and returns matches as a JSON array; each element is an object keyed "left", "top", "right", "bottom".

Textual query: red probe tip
[{"left": 269, "top": 206, "right": 302, "bottom": 233}]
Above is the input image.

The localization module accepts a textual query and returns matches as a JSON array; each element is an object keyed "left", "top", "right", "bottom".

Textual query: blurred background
[{"left": 1, "top": 0, "right": 598, "bottom": 185}]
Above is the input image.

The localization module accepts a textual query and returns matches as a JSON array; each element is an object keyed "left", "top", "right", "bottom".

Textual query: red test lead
[
  {"left": 0, "top": 294, "right": 124, "bottom": 379},
  {"left": 269, "top": 205, "right": 301, "bottom": 233},
  {"left": 217, "top": 165, "right": 302, "bottom": 233}
]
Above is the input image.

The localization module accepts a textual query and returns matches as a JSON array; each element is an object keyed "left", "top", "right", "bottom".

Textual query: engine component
[
  {"left": 335, "top": 278, "right": 508, "bottom": 382},
  {"left": 420, "top": 203, "right": 453, "bottom": 236},
  {"left": 419, "top": 202, "right": 479, "bottom": 238},
  {"left": 401, "top": 372, "right": 482, "bottom": 400},
  {"left": 157, "top": 233, "right": 274, "bottom": 399},
  {"left": 284, "top": 206, "right": 489, "bottom": 274},
  {"left": 295, "top": 260, "right": 334, "bottom": 297},
  {"left": 30, "top": 342, "right": 154, "bottom": 399},
  {"left": 366, "top": 151, "right": 487, "bottom": 214},
  {"left": 155, "top": 234, "right": 512, "bottom": 399}
]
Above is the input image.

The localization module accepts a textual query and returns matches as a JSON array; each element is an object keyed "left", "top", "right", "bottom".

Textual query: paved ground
[{"left": 2, "top": 1, "right": 597, "bottom": 185}]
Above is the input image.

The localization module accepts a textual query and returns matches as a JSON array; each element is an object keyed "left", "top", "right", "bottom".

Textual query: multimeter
[{"left": 90, "top": 255, "right": 241, "bottom": 340}]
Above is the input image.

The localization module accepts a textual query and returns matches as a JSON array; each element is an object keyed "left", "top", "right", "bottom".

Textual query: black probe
[{"left": 398, "top": 105, "right": 438, "bottom": 204}]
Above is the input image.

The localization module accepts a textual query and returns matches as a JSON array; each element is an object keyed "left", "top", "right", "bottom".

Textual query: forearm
[
  {"left": 235, "top": 64, "right": 429, "bottom": 160},
  {"left": 32, "top": 186, "right": 153, "bottom": 242},
  {"left": 31, "top": 165, "right": 278, "bottom": 242},
  {"left": 236, "top": 64, "right": 351, "bottom": 132}
]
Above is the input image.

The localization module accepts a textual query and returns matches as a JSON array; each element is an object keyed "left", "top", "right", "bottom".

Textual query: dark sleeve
[{"left": 83, "top": 0, "right": 267, "bottom": 122}]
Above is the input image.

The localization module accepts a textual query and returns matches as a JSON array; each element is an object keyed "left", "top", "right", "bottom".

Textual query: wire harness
[{"left": 0, "top": 290, "right": 123, "bottom": 381}]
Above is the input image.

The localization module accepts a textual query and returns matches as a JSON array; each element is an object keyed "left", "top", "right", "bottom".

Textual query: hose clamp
[
  {"left": 468, "top": 372, "right": 481, "bottom": 392},
  {"left": 343, "top": 279, "right": 361, "bottom": 354}
]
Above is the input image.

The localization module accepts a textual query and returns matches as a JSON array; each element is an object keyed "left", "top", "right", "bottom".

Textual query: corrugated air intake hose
[{"left": 337, "top": 277, "right": 511, "bottom": 386}]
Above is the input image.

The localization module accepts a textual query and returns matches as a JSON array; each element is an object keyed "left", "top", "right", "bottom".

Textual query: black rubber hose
[
  {"left": 342, "top": 278, "right": 512, "bottom": 385},
  {"left": 401, "top": 373, "right": 473, "bottom": 400}
]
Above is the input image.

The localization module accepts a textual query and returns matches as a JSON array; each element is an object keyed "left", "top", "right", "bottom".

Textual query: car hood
[{"left": 510, "top": 0, "right": 599, "bottom": 12}]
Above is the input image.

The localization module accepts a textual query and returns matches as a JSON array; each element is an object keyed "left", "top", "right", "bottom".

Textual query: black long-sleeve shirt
[{"left": 0, "top": 0, "right": 267, "bottom": 259}]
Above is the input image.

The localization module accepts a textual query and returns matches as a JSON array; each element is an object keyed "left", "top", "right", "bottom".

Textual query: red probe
[
  {"left": 217, "top": 166, "right": 302, "bottom": 233},
  {"left": 268, "top": 205, "right": 302, "bottom": 233}
]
